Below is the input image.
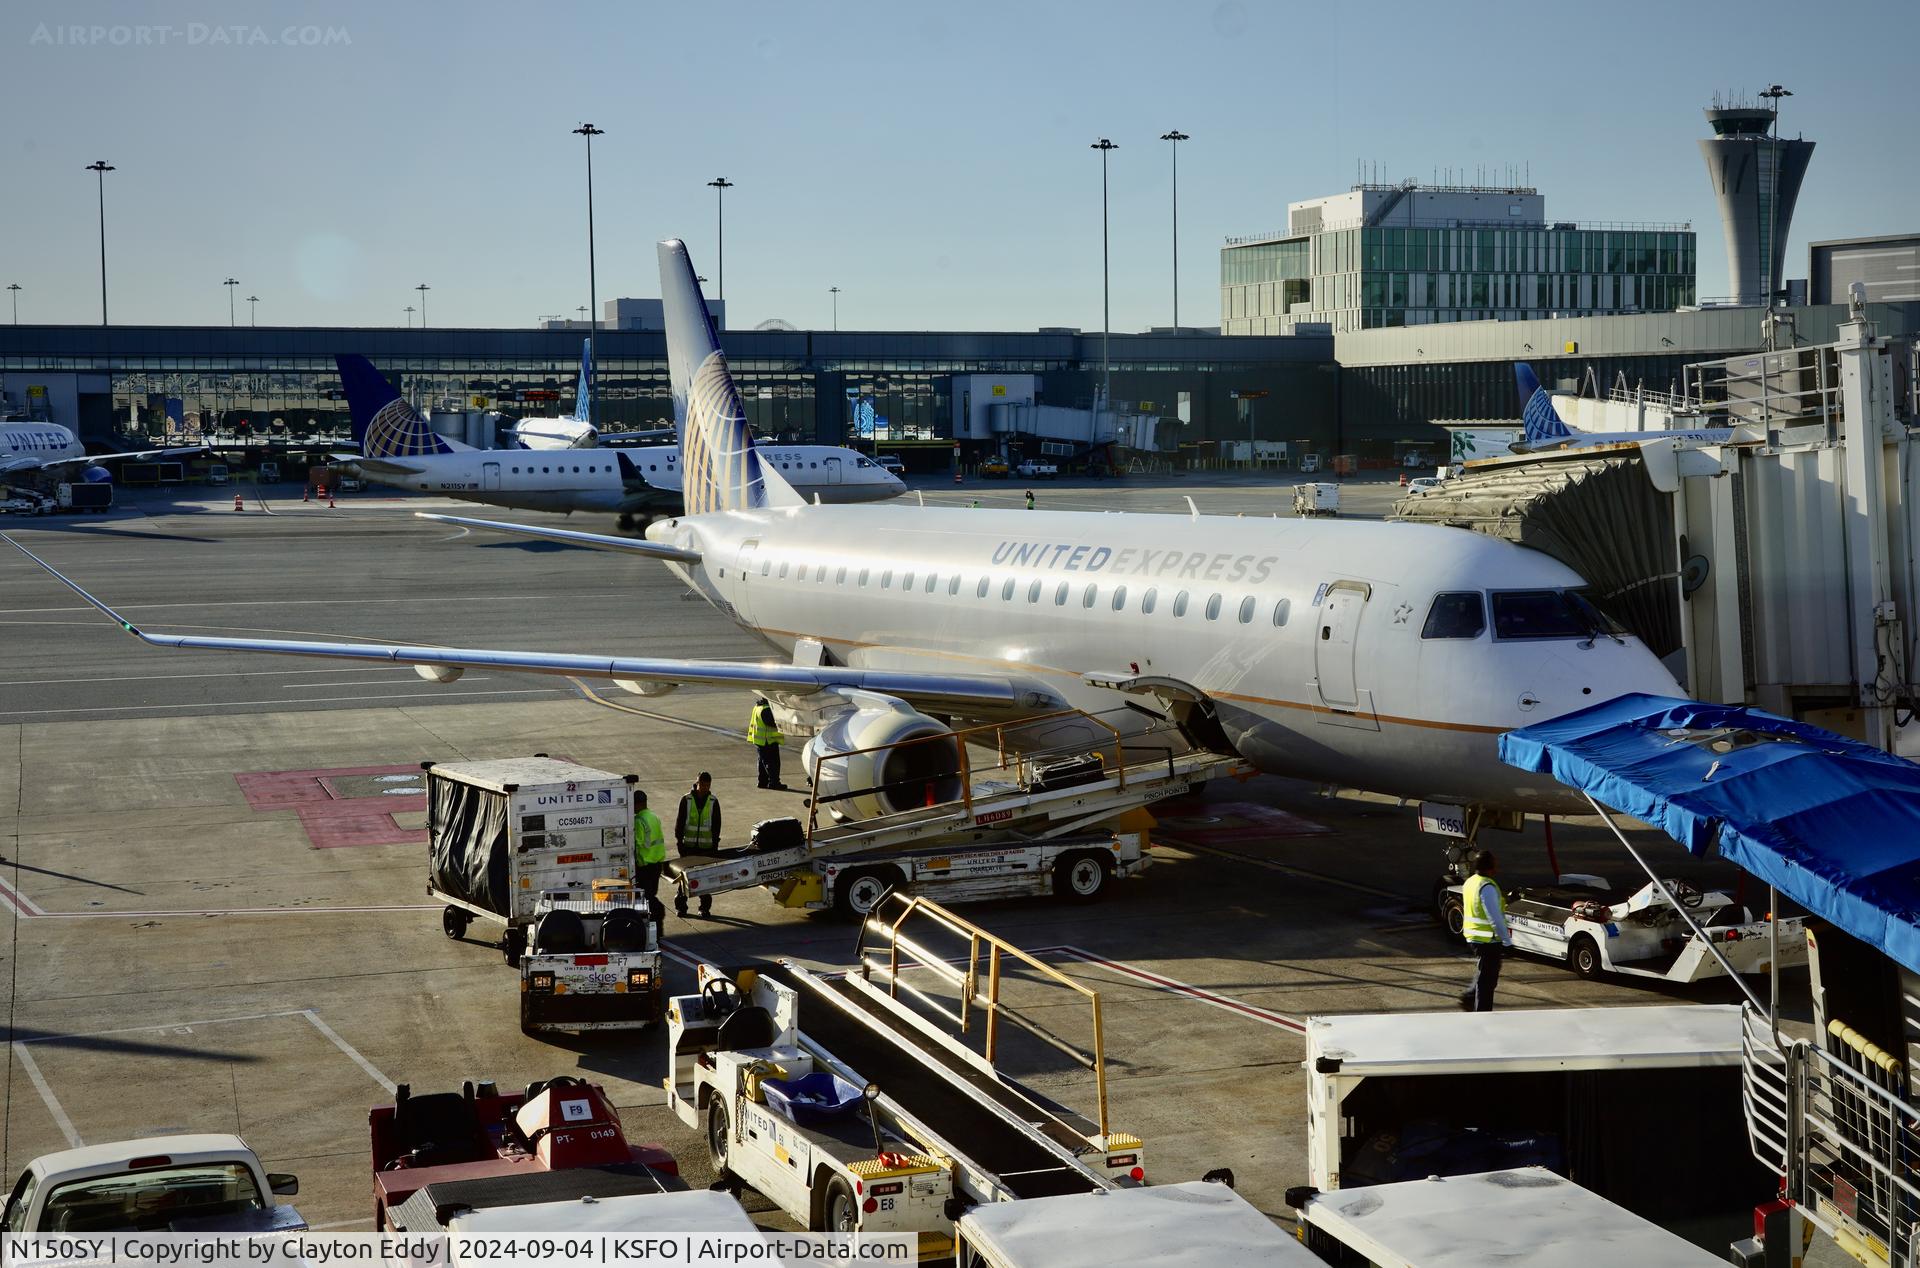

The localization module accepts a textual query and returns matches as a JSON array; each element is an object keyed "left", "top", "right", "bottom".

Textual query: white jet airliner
[
  {"left": 1513, "top": 364, "right": 1736, "bottom": 453},
  {"left": 506, "top": 339, "right": 682, "bottom": 450},
  {"left": 8, "top": 242, "right": 1683, "bottom": 817},
  {"left": 0, "top": 420, "right": 202, "bottom": 485},
  {"left": 332, "top": 352, "right": 904, "bottom": 523}
]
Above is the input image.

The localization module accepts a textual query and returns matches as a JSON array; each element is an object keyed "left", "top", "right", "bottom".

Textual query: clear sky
[{"left": 6, "top": 0, "right": 1914, "bottom": 332}]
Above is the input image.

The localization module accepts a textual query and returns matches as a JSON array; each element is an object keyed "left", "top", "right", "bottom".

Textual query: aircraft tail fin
[
  {"left": 1516, "top": 362, "right": 1572, "bottom": 445},
  {"left": 335, "top": 354, "right": 467, "bottom": 457},
  {"left": 657, "top": 239, "right": 802, "bottom": 513},
  {"left": 572, "top": 338, "right": 594, "bottom": 426}
]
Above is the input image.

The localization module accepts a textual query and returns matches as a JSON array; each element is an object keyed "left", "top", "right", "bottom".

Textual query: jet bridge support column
[{"left": 1836, "top": 313, "right": 1904, "bottom": 752}]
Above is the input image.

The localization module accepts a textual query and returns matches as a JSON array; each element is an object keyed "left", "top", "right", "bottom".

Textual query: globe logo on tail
[
  {"left": 682, "top": 349, "right": 766, "bottom": 514},
  {"left": 365, "top": 397, "right": 454, "bottom": 458}
]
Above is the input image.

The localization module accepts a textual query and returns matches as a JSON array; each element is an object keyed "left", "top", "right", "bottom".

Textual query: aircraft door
[
  {"left": 732, "top": 539, "right": 760, "bottom": 623},
  {"left": 482, "top": 462, "right": 501, "bottom": 490},
  {"left": 1314, "top": 581, "right": 1371, "bottom": 708},
  {"left": 820, "top": 456, "right": 843, "bottom": 485}
]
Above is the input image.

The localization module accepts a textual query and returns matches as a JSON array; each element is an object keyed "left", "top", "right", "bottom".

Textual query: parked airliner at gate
[{"left": 6, "top": 240, "right": 1682, "bottom": 818}]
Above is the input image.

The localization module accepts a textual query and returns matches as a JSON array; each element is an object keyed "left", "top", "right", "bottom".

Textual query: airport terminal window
[
  {"left": 1422, "top": 592, "right": 1484, "bottom": 639},
  {"left": 1141, "top": 588, "right": 1157, "bottom": 615},
  {"left": 1028, "top": 580, "right": 1042, "bottom": 603},
  {"left": 1490, "top": 589, "right": 1619, "bottom": 640},
  {"left": 1205, "top": 594, "right": 1222, "bottom": 621},
  {"left": 1111, "top": 585, "right": 1128, "bottom": 611},
  {"left": 1238, "top": 596, "right": 1256, "bottom": 624},
  {"left": 1083, "top": 585, "right": 1098, "bottom": 608},
  {"left": 1273, "top": 598, "right": 1291, "bottom": 627},
  {"left": 1173, "top": 591, "right": 1190, "bottom": 617}
]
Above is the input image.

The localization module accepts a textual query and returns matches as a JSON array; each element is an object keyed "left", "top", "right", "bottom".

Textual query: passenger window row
[{"left": 747, "top": 558, "right": 1294, "bottom": 626}]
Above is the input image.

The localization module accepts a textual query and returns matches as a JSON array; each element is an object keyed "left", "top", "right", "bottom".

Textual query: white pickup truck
[
  {"left": 1, "top": 1134, "right": 305, "bottom": 1234},
  {"left": 1014, "top": 459, "right": 1058, "bottom": 479}
]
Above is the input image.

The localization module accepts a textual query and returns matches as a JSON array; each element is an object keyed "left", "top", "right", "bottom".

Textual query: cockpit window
[
  {"left": 855, "top": 457, "right": 875, "bottom": 468},
  {"left": 1422, "top": 592, "right": 1486, "bottom": 640},
  {"left": 1491, "top": 589, "right": 1625, "bottom": 641}
]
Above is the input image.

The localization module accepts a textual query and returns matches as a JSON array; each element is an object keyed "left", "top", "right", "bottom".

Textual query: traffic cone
[
  {"left": 1398, "top": 472, "right": 1408, "bottom": 487},
  {"left": 327, "top": 491, "right": 337, "bottom": 509},
  {"left": 302, "top": 486, "right": 311, "bottom": 503},
  {"left": 233, "top": 493, "right": 244, "bottom": 511}
]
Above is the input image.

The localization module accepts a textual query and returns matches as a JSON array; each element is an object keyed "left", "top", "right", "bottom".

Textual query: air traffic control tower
[{"left": 1700, "top": 100, "right": 1814, "bottom": 306}]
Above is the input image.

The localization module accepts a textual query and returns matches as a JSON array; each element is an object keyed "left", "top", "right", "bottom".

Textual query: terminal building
[
  {"left": 1219, "top": 181, "right": 1697, "bottom": 335},
  {"left": 0, "top": 323, "right": 1335, "bottom": 470}
]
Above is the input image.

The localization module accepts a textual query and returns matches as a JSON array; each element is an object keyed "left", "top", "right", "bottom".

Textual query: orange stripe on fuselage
[{"left": 750, "top": 625, "right": 1508, "bottom": 736}]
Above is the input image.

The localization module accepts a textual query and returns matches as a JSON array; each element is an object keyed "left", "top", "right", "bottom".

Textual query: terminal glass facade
[{"left": 1222, "top": 225, "right": 1696, "bottom": 334}]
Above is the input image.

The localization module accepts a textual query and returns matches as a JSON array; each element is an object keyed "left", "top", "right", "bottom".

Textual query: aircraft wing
[
  {"left": 335, "top": 453, "right": 426, "bottom": 476},
  {"left": 2, "top": 445, "right": 207, "bottom": 476},
  {"left": 2, "top": 533, "right": 1061, "bottom": 714},
  {"left": 414, "top": 513, "right": 700, "bottom": 562}
]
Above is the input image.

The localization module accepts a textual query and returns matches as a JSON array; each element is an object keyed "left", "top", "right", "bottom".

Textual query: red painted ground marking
[
  {"left": 234, "top": 763, "right": 426, "bottom": 850},
  {"left": 1153, "top": 800, "right": 1331, "bottom": 844}
]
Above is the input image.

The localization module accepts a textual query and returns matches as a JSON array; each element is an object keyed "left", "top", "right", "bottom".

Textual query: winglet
[{"left": 2, "top": 532, "right": 148, "bottom": 639}]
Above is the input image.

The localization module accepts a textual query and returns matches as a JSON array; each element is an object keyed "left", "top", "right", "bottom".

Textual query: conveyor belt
[{"left": 759, "top": 966, "right": 1104, "bottom": 1200}]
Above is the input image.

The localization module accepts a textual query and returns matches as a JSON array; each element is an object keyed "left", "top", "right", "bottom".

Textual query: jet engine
[
  {"left": 802, "top": 691, "right": 964, "bottom": 821},
  {"left": 82, "top": 466, "right": 112, "bottom": 484}
]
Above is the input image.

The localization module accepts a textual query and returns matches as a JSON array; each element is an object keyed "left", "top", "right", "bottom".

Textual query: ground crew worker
[
  {"left": 673, "top": 772, "right": 721, "bottom": 918},
  {"left": 749, "top": 697, "right": 786, "bottom": 789},
  {"left": 632, "top": 790, "right": 667, "bottom": 903},
  {"left": 1024, "top": 488, "right": 1036, "bottom": 510},
  {"left": 1458, "top": 849, "right": 1512, "bottom": 1011}
]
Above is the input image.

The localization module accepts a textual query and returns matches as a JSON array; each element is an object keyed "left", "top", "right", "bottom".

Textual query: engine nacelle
[
  {"left": 82, "top": 466, "right": 112, "bottom": 484},
  {"left": 802, "top": 693, "right": 963, "bottom": 820}
]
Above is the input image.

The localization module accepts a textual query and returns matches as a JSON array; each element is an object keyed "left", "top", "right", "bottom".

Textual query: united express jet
[{"left": 10, "top": 243, "right": 1683, "bottom": 817}]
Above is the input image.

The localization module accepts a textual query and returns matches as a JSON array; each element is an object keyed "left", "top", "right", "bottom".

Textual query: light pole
[
  {"left": 224, "top": 277, "right": 239, "bottom": 326},
  {"left": 1759, "top": 84, "right": 1792, "bottom": 307},
  {"left": 85, "top": 160, "right": 113, "bottom": 325},
  {"left": 415, "top": 283, "right": 430, "bottom": 327},
  {"left": 707, "top": 178, "right": 734, "bottom": 313},
  {"left": 404, "top": 305, "right": 415, "bottom": 329},
  {"left": 1091, "top": 138, "right": 1118, "bottom": 419},
  {"left": 247, "top": 295, "right": 259, "bottom": 327},
  {"left": 6, "top": 283, "right": 18, "bottom": 325},
  {"left": 1161, "top": 130, "right": 1188, "bottom": 329},
  {"left": 829, "top": 286, "right": 840, "bottom": 331},
  {"left": 573, "top": 123, "right": 603, "bottom": 427}
]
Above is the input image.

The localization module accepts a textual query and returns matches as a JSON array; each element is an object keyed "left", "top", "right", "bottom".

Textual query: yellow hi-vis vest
[
  {"left": 748, "top": 703, "right": 783, "bottom": 746},
  {"left": 634, "top": 808, "right": 667, "bottom": 866},
  {"left": 682, "top": 794, "right": 716, "bottom": 850},
  {"left": 1462, "top": 873, "right": 1503, "bottom": 944}
]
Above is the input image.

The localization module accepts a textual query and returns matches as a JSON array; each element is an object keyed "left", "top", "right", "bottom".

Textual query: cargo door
[
  {"left": 482, "top": 462, "right": 501, "bottom": 490},
  {"left": 1314, "top": 580, "right": 1371, "bottom": 709}
]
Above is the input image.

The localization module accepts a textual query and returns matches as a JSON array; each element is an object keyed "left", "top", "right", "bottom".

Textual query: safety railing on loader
[
  {"left": 1743, "top": 1002, "right": 1920, "bottom": 1268},
  {"left": 855, "top": 892, "right": 1112, "bottom": 1141},
  {"left": 803, "top": 705, "right": 1194, "bottom": 842}
]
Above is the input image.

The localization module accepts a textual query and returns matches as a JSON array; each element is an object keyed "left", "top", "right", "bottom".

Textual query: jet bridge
[{"left": 1394, "top": 315, "right": 1920, "bottom": 751}]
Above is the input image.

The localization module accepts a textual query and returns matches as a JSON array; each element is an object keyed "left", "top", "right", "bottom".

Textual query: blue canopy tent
[{"left": 1499, "top": 693, "right": 1920, "bottom": 979}]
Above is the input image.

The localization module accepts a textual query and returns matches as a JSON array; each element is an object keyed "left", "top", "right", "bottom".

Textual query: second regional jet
[
  {"left": 331, "top": 353, "right": 905, "bottom": 521},
  {"left": 1513, "top": 364, "right": 1736, "bottom": 453},
  {"left": 8, "top": 241, "right": 1686, "bottom": 822}
]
